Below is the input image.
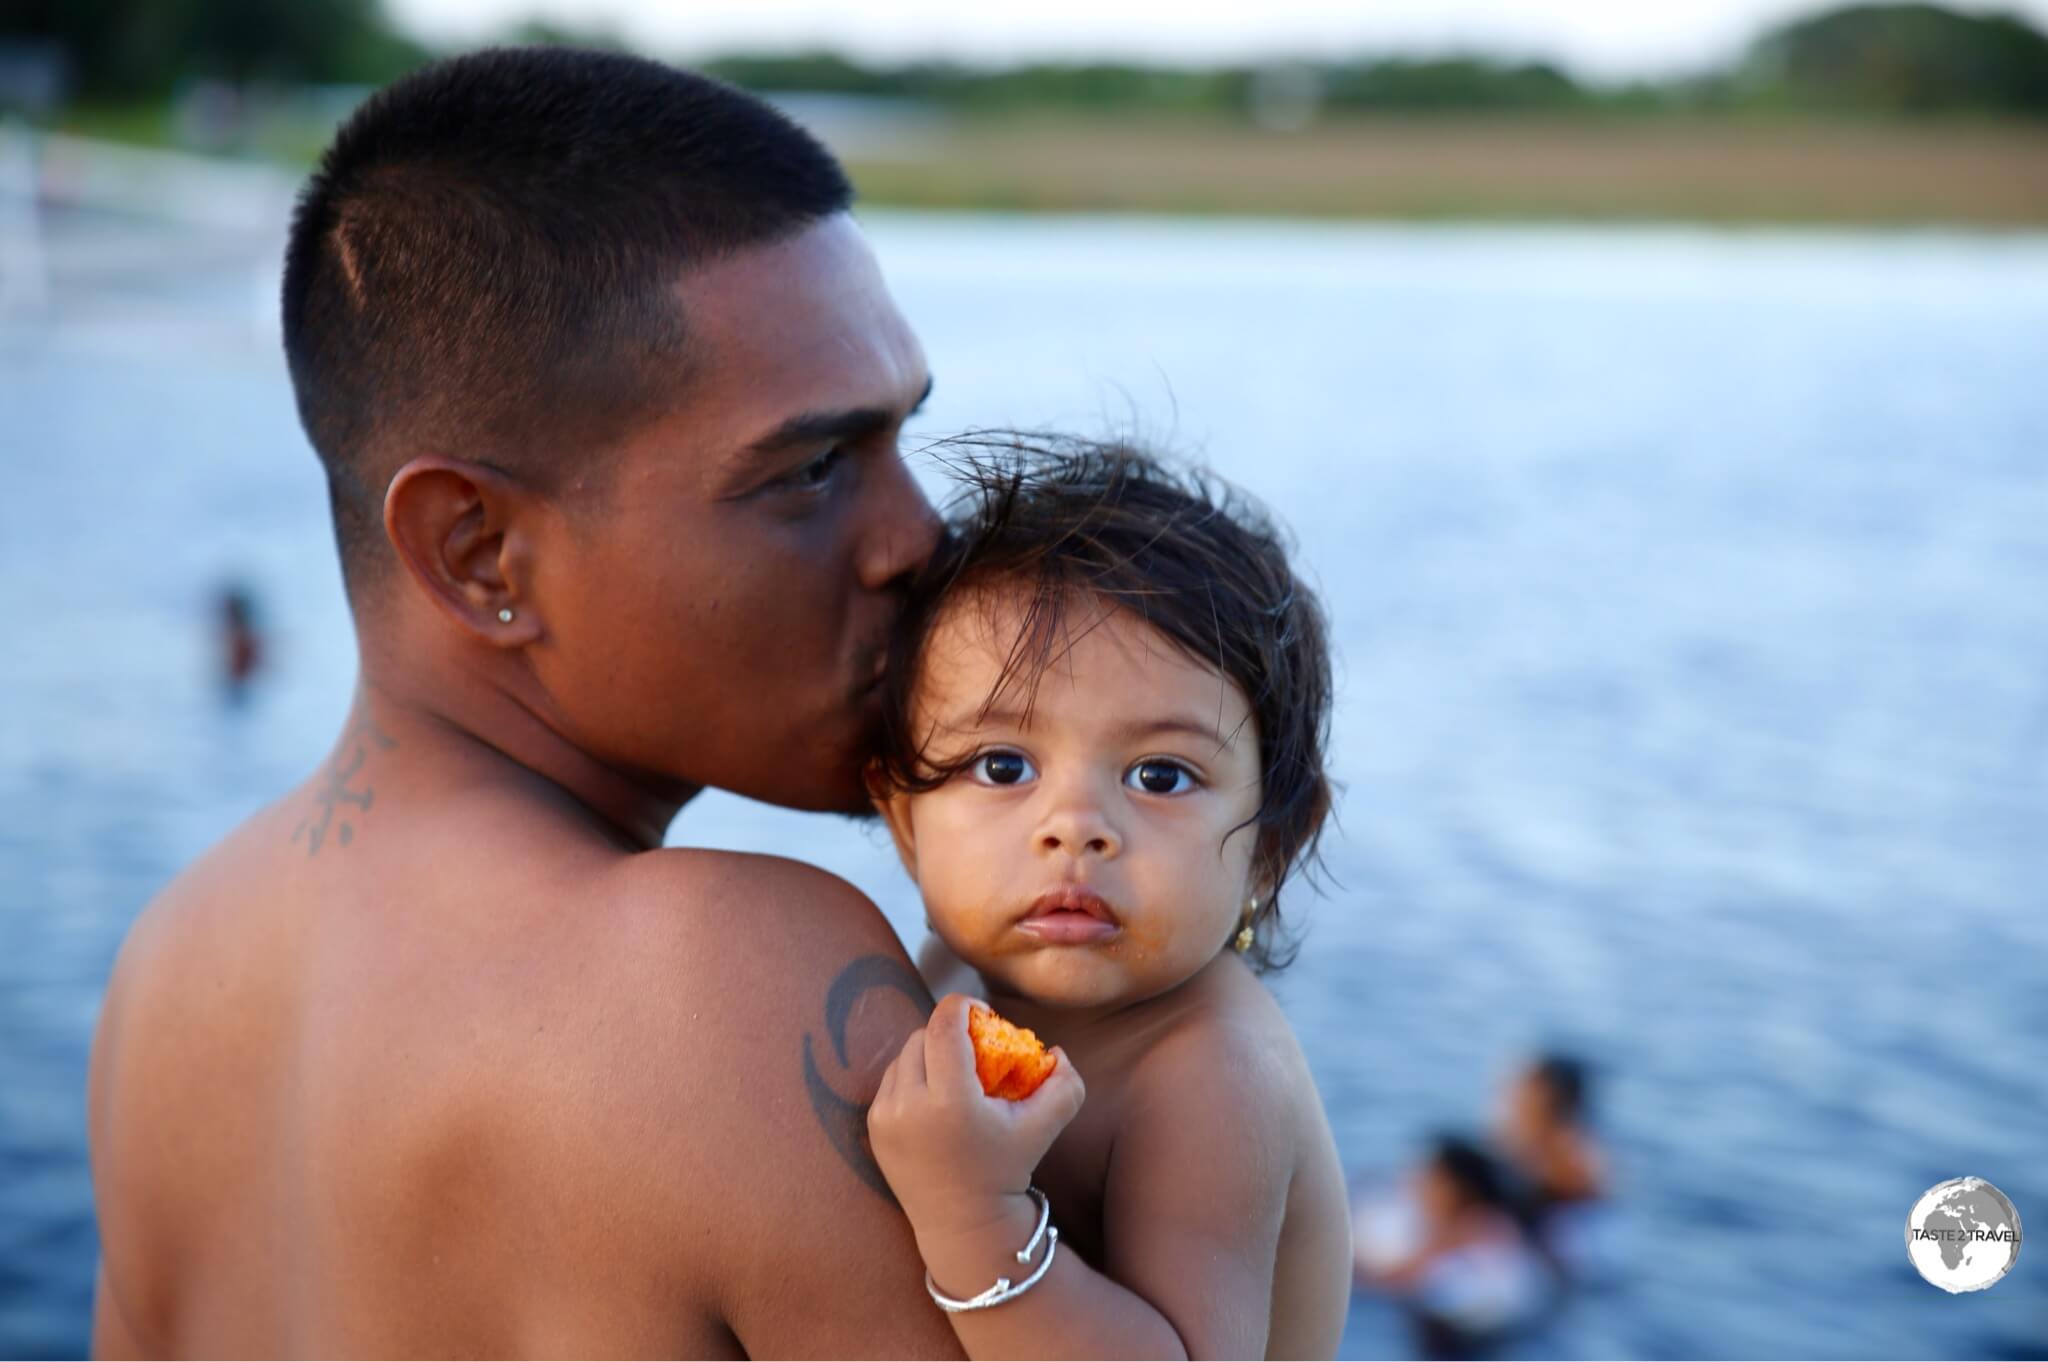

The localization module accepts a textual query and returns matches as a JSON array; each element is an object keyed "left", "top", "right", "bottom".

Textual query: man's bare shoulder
[
  {"left": 431, "top": 842, "right": 921, "bottom": 1105},
  {"left": 607, "top": 846, "right": 907, "bottom": 948},
  {"left": 583, "top": 847, "right": 932, "bottom": 1078},
  {"left": 552, "top": 846, "right": 931, "bottom": 1141},
  {"left": 92, "top": 793, "right": 299, "bottom": 1056},
  {"left": 491, "top": 848, "right": 955, "bottom": 1355}
]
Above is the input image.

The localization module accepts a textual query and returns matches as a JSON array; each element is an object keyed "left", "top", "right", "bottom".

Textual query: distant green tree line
[
  {"left": 4, "top": 0, "right": 426, "bottom": 99},
  {"left": 6, "top": 1, "right": 2045, "bottom": 115},
  {"left": 700, "top": 5, "right": 2048, "bottom": 117},
  {"left": 1739, "top": 4, "right": 2048, "bottom": 111},
  {"left": 691, "top": 52, "right": 1599, "bottom": 114}
]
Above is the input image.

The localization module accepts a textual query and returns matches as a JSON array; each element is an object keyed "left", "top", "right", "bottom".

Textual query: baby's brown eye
[
  {"left": 971, "top": 751, "right": 1036, "bottom": 786},
  {"left": 1127, "top": 760, "right": 1195, "bottom": 795}
]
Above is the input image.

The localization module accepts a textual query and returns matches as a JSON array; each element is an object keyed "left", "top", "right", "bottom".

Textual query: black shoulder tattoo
[{"left": 801, "top": 953, "right": 932, "bottom": 1202}]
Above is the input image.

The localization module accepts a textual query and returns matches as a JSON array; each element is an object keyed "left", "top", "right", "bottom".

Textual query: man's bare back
[
  {"left": 90, "top": 708, "right": 955, "bottom": 1356},
  {"left": 91, "top": 49, "right": 964, "bottom": 1358}
]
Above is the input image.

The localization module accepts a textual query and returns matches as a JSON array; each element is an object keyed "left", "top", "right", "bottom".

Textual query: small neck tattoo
[{"left": 291, "top": 713, "right": 397, "bottom": 856}]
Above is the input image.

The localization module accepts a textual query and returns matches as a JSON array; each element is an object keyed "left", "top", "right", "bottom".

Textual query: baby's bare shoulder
[
  {"left": 1126, "top": 963, "right": 1317, "bottom": 1131},
  {"left": 1092, "top": 967, "right": 1327, "bottom": 1358}
]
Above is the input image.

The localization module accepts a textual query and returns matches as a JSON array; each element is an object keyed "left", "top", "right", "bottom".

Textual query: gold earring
[{"left": 1234, "top": 896, "right": 1258, "bottom": 953}]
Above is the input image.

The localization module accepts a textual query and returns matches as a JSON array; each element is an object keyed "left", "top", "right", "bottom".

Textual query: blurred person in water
[
  {"left": 217, "top": 584, "right": 265, "bottom": 702},
  {"left": 1353, "top": 1133, "right": 1551, "bottom": 1360},
  {"left": 1493, "top": 1051, "right": 1617, "bottom": 1284}
]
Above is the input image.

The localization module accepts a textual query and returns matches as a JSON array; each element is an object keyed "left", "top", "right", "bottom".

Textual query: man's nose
[
  {"left": 1033, "top": 786, "right": 1122, "bottom": 860},
  {"left": 857, "top": 452, "right": 943, "bottom": 592}
]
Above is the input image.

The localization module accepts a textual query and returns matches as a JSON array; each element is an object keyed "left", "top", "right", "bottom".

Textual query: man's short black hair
[{"left": 281, "top": 46, "right": 853, "bottom": 597}]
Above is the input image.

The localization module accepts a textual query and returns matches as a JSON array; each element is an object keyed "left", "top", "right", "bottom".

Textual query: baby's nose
[{"left": 1035, "top": 803, "right": 1122, "bottom": 858}]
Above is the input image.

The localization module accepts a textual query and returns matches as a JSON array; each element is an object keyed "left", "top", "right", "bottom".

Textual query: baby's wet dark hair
[{"left": 875, "top": 434, "right": 1334, "bottom": 972}]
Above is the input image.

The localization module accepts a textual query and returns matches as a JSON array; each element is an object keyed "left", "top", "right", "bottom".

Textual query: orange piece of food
[{"left": 967, "top": 1004, "right": 1057, "bottom": 1100}]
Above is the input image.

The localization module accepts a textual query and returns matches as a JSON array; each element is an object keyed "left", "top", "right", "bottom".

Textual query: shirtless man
[{"left": 88, "top": 48, "right": 962, "bottom": 1357}]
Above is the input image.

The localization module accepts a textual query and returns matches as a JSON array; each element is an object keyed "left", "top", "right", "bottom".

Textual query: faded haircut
[
  {"left": 281, "top": 46, "right": 853, "bottom": 600},
  {"left": 876, "top": 434, "right": 1335, "bottom": 972}
]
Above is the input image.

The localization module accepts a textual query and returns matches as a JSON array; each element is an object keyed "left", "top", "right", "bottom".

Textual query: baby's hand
[{"left": 868, "top": 993, "right": 1086, "bottom": 1239}]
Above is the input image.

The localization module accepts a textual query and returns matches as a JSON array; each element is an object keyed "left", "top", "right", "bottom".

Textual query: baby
[{"left": 866, "top": 440, "right": 1352, "bottom": 1359}]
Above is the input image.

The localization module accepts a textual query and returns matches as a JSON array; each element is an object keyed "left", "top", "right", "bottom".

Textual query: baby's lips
[
  {"left": 966, "top": 1003, "right": 1058, "bottom": 1100},
  {"left": 1022, "top": 884, "right": 1120, "bottom": 924}
]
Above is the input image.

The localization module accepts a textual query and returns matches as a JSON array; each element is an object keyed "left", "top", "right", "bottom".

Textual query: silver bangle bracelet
[{"left": 924, "top": 1186, "right": 1061, "bottom": 1314}]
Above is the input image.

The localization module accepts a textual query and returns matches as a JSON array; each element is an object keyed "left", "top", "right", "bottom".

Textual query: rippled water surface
[{"left": 3, "top": 211, "right": 2045, "bottom": 1358}]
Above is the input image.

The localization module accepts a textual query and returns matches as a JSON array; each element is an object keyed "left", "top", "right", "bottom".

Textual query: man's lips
[
  {"left": 857, "top": 638, "right": 891, "bottom": 693},
  {"left": 852, "top": 652, "right": 888, "bottom": 700},
  {"left": 1015, "top": 886, "right": 1122, "bottom": 944}
]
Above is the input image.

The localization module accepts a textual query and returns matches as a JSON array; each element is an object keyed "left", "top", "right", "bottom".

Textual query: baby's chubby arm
[
  {"left": 868, "top": 995, "right": 1289, "bottom": 1359},
  {"left": 869, "top": 994, "right": 1182, "bottom": 1358},
  {"left": 1093, "top": 1016, "right": 1297, "bottom": 1358}
]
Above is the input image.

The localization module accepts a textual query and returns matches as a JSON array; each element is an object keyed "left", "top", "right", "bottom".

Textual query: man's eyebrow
[{"left": 738, "top": 374, "right": 934, "bottom": 463}]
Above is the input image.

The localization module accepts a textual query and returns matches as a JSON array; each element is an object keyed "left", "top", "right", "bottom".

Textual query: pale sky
[{"left": 387, "top": 0, "right": 2048, "bottom": 80}]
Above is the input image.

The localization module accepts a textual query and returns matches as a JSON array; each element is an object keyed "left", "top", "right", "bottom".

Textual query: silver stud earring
[{"left": 497, "top": 607, "right": 515, "bottom": 624}]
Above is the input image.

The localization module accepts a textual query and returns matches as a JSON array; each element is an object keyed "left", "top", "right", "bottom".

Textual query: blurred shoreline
[
  {"left": 839, "top": 112, "right": 2048, "bottom": 226},
  {"left": 31, "top": 106, "right": 2048, "bottom": 228},
  {"left": 12, "top": 0, "right": 2048, "bottom": 227}
]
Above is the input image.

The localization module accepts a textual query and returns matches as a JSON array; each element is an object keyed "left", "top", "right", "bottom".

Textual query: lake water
[{"left": 3, "top": 206, "right": 2046, "bottom": 1359}]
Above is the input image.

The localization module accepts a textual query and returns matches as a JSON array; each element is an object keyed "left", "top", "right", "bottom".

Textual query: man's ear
[
  {"left": 867, "top": 770, "right": 921, "bottom": 883},
  {"left": 384, "top": 455, "right": 543, "bottom": 644}
]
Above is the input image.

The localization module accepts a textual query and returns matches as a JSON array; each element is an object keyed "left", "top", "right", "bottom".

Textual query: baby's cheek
[
  {"left": 929, "top": 914, "right": 998, "bottom": 968},
  {"left": 922, "top": 877, "right": 1010, "bottom": 964},
  {"left": 1114, "top": 913, "right": 1172, "bottom": 964},
  {"left": 1121, "top": 909, "right": 1227, "bottom": 986}
]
